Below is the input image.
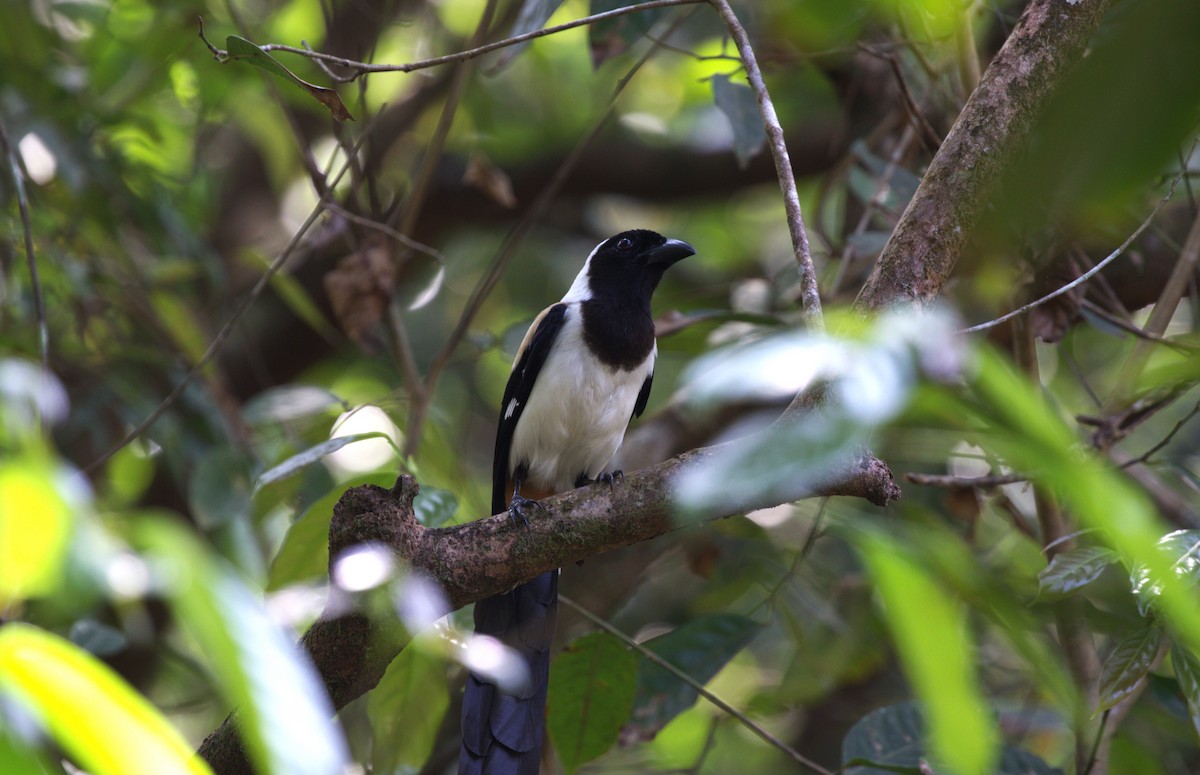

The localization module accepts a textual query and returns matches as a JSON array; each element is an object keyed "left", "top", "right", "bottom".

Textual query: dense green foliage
[{"left": 3, "top": 0, "right": 1200, "bottom": 773}]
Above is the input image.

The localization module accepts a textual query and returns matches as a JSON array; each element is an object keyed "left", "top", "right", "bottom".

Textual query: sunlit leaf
[
  {"left": 0, "top": 460, "right": 73, "bottom": 605},
  {"left": 675, "top": 310, "right": 963, "bottom": 520},
  {"left": 950, "top": 349, "right": 1200, "bottom": 652},
  {"left": 134, "top": 521, "right": 348, "bottom": 775},
  {"left": 548, "top": 632, "right": 638, "bottom": 773},
  {"left": 1131, "top": 530, "right": 1200, "bottom": 617},
  {"left": 1037, "top": 546, "right": 1119, "bottom": 598},
  {"left": 1098, "top": 625, "right": 1162, "bottom": 712},
  {"left": 255, "top": 432, "right": 393, "bottom": 490},
  {"left": 857, "top": 534, "right": 998, "bottom": 775},
  {"left": 222, "top": 36, "right": 353, "bottom": 121},
  {"left": 367, "top": 646, "right": 449, "bottom": 773},
  {"left": 102, "top": 441, "right": 155, "bottom": 508},
  {"left": 242, "top": 385, "right": 347, "bottom": 426},
  {"left": 712, "top": 73, "right": 765, "bottom": 169},
  {"left": 0, "top": 624, "right": 212, "bottom": 775},
  {"left": 268, "top": 472, "right": 396, "bottom": 590},
  {"left": 622, "top": 614, "right": 761, "bottom": 742}
]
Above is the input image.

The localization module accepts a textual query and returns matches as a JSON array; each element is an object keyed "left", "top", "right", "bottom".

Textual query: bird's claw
[
  {"left": 507, "top": 494, "right": 545, "bottom": 527},
  {"left": 596, "top": 470, "right": 624, "bottom": 487}
]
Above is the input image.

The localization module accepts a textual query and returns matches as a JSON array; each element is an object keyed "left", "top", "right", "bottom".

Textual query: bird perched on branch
[{"left": 459, "top": 229, "right": 695, "bottom": 775}]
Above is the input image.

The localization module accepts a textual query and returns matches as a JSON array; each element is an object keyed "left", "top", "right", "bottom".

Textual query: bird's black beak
[{"left": 644, "top": 238, "right": 696, "bottom": 268}]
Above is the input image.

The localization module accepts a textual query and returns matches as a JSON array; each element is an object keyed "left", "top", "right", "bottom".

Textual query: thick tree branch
[
  {"left": 855, "top": 0, "right": 1114, "bottom": 312},
  {"left": 198, "top": 444, "right": 897, "bottom": 774}
]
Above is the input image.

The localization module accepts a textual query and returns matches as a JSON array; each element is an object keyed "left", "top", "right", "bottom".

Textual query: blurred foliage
[{"left": 2, "top": 0, "right": 1200, "bottom": 773}]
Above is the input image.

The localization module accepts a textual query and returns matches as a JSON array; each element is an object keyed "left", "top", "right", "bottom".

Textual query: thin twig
[
  {"left": 83, "top": 122, "right": 381, "bottom": 474},
  {"left": 206, "top": 0, "right": 704, "bottom": 79},
  {"left": 1104, "top": 209, "right": 1200, "bottom": 410},
  {"left": 559, "top": 594, "right": 834, "bottom": 775},
  {"left": 1120, "top": 397, "right": 1200, "bottom": 469},
  {"left": 0, "top": 118, "right": 48, "bottom": 373},
  {"left": 906, "top": 471, "right": 1027, "bottom": 488},
  {"left": 964, "top": 146, "right": 1194, "bottom": 334},
  {"left": 709, "top": 0, "right": 823, "bottom": 330},
  {"left": 322, "top": 202, "right": 442, "bottom": 260}
]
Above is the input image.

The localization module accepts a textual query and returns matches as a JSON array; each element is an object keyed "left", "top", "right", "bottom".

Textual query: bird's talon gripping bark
[{"left": 507, "top": 494, "right": 544, "bottom": 527}]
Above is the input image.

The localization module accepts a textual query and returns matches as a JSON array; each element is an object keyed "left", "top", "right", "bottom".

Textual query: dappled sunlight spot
[
  {"left": 747, "top": 504, "right": 794, "bottom": 529},
  {"left": 104, "top": 552, "right": 152, "bottom": 601},
  {"left": 266, "top": 583, "right": 329, "bottom": 630},
  {"left": 323, "top": 405, "right": 402, "bottom": 478},
  {"left": 393, "top": 572, "right": 449, "bottom": 632},
  {"left": 19, "top": 132, "right": 57, "bottom": 185},
  {"left": 0, "top": 359, "right": 69, "bottom": 430},
  {"left": 463, "top": 635, "right": 530, "bottom": 694},
  {"left": 332, "top": 543, "right": 394, "bottom": 592},
  {"left": 948, "top": 441, "right": 991, "bottom": 478}
]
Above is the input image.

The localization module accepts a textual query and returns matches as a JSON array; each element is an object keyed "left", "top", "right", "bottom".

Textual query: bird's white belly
[{"left": 509, "top": 310, "right": 653, "bottom": 493}]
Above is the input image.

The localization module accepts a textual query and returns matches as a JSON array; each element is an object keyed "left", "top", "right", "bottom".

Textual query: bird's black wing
[
  {"left": 491, "top": 303, "right": 569, "bottom": 514},
  {"left": 463, "top": 303, "right": 567, "bottom": 775},
  {"left": 632, "top": 371, "right": 653, "bottom": 420}
]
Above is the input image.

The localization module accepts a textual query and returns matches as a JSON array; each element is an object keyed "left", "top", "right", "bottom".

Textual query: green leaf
[
  {"left": 223, "top": 36, "right": 353, "bottom": 122},
  {"left": 1131, "top": 530, "right": 1200, "bottom": 617},
  {"left": 1170, "top": 641, "right": 1200, "bottom": 739},
  {"left": 548, "top": 632, "right": 638, "bottom": 773},
  {"left": 949, "top": 348, "right": 1200, "bottom": 653},
  {"left": 242, "top": 385, "right": 346, "bottom": 426},
  {"left": 0, "top": 624, "right": 213, "bottom": 775},
  {"left": 189, "top": 448, "right": 254, "bottom": 530},
  {"left": 622, "top": 614, "right": 761, "bottom": 742},
  {"left": 268, "top": 472, "right": 396, "bottom": 590},
  {"left": 588, "top": 0, "right": 663, "bottom": 68},
  {"left": 487, "top": 0, "right": 566, "bottom": 70},
  {"left": 367, "top": 646, "right": 449, "bottom": 773},
  {"left": 712, "top": 73, "right": 766, "bottom": 169},
  {"left": 856, "top": 534, "right": 999, "bottom": 775},
  {"left": 1037, "top": 546, "right": 1119, "bottom": 598},
  {"left": 842, "top": 702, "right": 1063, "bottom": 775},
  {"left": 1098, "top": 625, "right": 1162, "bottom": 712},
  {"left": 0, "top": 459, "right": 73, "bottom": 605},
  {"left": 254, "top": 432, "right": 394, "bottom": 491},
  {"left": 413, "top": 487, "right": 458, "bottom": 527},
  {"left": 134, "top": 521, "right": 348, "bottom": 775},
  {"left": 841, "top": 702, "right": 924, "bottom": 772}
]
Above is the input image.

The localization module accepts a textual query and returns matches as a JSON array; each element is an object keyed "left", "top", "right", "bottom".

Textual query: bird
[{"left": 459, "top": 229, "right": 695, "bottom": 775}]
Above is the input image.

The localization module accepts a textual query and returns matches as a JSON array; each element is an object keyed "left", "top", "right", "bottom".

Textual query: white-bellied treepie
[{"left": 459, "top": 229, "right": 695, "bottom": 775}]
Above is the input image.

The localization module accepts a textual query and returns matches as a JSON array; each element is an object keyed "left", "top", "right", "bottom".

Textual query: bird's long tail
[{"left": 459, "top": 570, "right": 558, "bottom": 775}]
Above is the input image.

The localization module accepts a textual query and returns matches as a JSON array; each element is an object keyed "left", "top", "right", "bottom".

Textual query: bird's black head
[{"left": 581, "top": 229, "right": 695, "bottom": 304}]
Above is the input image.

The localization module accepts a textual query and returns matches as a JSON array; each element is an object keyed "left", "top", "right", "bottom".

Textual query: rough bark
[
  {"left": 197, "top": 446, "right": 898, "bottom": 774},
  {"left": 855, "top": 0, "right": 1114, "bottom": 312}
]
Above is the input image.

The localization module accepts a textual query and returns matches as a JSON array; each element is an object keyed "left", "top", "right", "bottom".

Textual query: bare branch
[
  {"left": 962, "top": 162, "right": 1190, "bottom": 334},
  {"left": 856, "top": 0, "right": 1116, "bottom": 313},
  {"left": 208, "top": 0, "right": 704, "bottom": 81},
  {"left": 709, "top": 0, "right": 823, "bottom": 329},
  {"left": 0, "top": 117, "right": 48, "bottom": 374}
]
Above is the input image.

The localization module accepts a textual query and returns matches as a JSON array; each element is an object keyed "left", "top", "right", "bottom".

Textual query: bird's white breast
[{"left": 509, "top": 304, "right": 654, "bottom": 493}]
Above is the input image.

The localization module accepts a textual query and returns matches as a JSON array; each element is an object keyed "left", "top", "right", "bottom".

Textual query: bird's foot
[
  {"left": 576, "top": 470, "right": 624, "bottom": 489},
  {"left": 507, "top": 494, "right": 545, "bottom": 527}
]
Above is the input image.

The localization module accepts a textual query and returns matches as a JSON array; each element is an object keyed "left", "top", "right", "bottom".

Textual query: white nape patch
[
  {"left": 559, "top": 240, "right": 604, "bottom": 303},
  {"left": 504, "top": 398, "right": 519, "bottom": 420},
  {"left": 509, "top": 304, "right": 655, "bottom": 493}
]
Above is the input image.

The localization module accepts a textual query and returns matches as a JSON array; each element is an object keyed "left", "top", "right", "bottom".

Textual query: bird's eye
[{"left": 616, "top": 237, "right": 633, "bottom": 251}]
